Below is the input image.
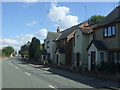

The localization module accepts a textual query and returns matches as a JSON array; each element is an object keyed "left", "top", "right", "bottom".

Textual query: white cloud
[
  {"left": 16, "top": 34, "right": 34, "bottom": 43},
  {"left": 0, "top": 37, "right": 23, "bottom": 51},
  {"left": 1, "top": 28, "right": 48, "bottom": 51},
  {"left": 26, "top": 21, "right": 38, "bottom": 27},
  {"left": 35, "top": 28, "right": 48, "bottom": 37},
  {"left": 48, "top": 3, "right": 79, "bottom": 30}
]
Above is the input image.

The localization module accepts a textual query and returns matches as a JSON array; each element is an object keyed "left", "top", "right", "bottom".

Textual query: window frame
[{"left": 103, "top": 25, "right": 116, "bottom": 38}]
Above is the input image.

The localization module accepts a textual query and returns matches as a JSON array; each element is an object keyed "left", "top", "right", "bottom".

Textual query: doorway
[
  {"left": 76, "top": 53, "right": 80, "bottom": 66},
  {"left": 91, "top": 52, "right": 96, "bottom": 70},
  {"left": 57, "top": 54, "right": 58, "bottom": 64}
]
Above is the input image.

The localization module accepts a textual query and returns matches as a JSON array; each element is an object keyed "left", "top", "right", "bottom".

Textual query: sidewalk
[{"left": 28, "top": 63, "right": 120, "bottom": 89}]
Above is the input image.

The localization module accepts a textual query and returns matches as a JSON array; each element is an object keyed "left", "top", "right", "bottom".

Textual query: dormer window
[{"left": 103, "top": 25, "right": 116, "bottom": 38}]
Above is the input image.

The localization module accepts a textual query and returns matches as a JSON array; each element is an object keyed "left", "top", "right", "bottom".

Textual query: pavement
[{"left": 2, "top": 56, "right": 120, "bottom": 89}]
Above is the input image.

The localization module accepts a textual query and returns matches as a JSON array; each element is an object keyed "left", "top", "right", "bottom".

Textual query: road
[{"left": 2, "top": 56, "right": 120, "bottom": 89}]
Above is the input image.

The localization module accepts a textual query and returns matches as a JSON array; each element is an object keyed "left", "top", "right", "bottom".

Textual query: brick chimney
[{"left": 57, "top": 27, "right": 60, "bottom": 33}]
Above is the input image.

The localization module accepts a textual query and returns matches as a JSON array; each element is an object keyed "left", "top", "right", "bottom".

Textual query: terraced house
[
  {"left": 44, "top": 31, "right": 60, "bottom": 63},
  {"left": 87, "top": 6, "right": 120, "bottom": 70},
  {"left": 73, "top": 23, "right": 97, "bottom": 69}
]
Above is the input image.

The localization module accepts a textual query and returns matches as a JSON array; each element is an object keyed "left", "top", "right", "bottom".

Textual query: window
[
  {"left": 108, "top": 27, "right": 112, "bottom": 36},
  {"left": 104, "top": 28, "right": 107, "bottom": 36},
  {"left": 100, "top": 52, "right": 104, "bottom": 62},
  {"left": 109, "top": 52, "right": 120, "bottom": 63},
  {"left": 103, "top": 25, "right": 116, "bottom": 37},
  {"left": 47, "top": 41, "right": 49, "bottom": 48},
  {"left": 112, "top": 26, "right": 116, "bottom": 35}
]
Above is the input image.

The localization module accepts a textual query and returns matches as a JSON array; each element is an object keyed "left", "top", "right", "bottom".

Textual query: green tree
[
  {"left": 88, "top": 15, "right": 105, "bottom": 25},
  {"left": 20, "top": 42, "right": 30, "bottom": 59},
  {"left": 29, "top": 37, "right": 41, "bottom": 61},
  {"left": 2, "top": 46, "right": 14, "bottom": 57}
]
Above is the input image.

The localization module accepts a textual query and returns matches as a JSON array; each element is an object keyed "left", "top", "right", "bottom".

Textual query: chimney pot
[{"left": 57, "top": 27, "right": 60, "bottom": 33}]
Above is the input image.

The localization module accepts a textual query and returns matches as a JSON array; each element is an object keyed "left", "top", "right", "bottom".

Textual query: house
[
  {"left": 87, "top": 6, "right": 120, "bottom": 70},
  {"left": 44, "top": 31, "right": 61, "bottom": 63},
  {"left": 55, "top": 26, "right": 76, "bottom": 66},
  {"left": 39, "top": 43, "right": 47, "bottom": 62},
  {"left": 55, "top": 22, "right": 89, "bottom": 66},
  {"left": 73, "top": 23, "right": 97, "bottom": 69}
]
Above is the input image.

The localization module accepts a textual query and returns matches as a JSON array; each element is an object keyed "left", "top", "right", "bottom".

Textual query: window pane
[
  {"left": 112, "top": 26, "right": 116, "bottom": 35},
  {"left": 108, "top": 27, "right": 112, "bottom": 36},
  {"left": 104, "top": 28, "right": 107, "bottom": 36}
]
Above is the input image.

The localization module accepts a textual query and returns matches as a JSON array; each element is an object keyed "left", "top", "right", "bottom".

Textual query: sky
[{"left": 1, "top": 1, "right": 119, "bottom": 51}]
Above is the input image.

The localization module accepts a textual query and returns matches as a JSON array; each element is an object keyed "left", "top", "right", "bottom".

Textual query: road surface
[{"left": 2, "top": 56, "right": 119, "bottom": 89}]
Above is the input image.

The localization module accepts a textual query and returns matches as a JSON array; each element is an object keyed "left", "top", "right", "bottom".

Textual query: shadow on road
[{"left": 18, "top": 59, "right": 120, "bottom": 89}]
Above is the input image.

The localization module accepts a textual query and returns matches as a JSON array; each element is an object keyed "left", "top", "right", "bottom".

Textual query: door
[
  {"left": 57, "top": 54, "right": 58, "bottom": 64},
  {"left": 76, "top": 53, "right": 80, "bottom": 66},
  {"left": 91, "top": 52, "right": 96, "bottom": 70}
]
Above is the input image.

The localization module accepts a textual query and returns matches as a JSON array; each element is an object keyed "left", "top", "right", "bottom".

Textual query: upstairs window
[{"left": 103, "top": 25, "right": 116, "bottom": 37}]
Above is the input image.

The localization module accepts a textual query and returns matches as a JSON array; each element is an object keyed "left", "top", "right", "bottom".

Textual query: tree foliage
[
  {"left": 88, "top": 15, "right": 105, "bottom": 25},
  {"left": 2, "top": 46, "right": 14, "bottom": 57},
  {"left": 19, "top": 42, "right": 30, "bottom": 59},
  {"left": 29, "top": 37, "right": 41, "bottom": 61}
]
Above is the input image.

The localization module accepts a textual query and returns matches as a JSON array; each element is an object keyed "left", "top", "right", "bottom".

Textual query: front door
[
  {"left": 91, "top": 52, "right": 96, "bottom": 70},
  {"left": 76, "top": 53, "right": 80, "bottom": 66},
  {"left": 57, "top": 54, "right": 58, "bottom": 64}
]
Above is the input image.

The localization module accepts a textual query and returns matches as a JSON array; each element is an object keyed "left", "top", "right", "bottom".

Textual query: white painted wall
[
  {"left": 88, "top": 43, "right": 108, "bottom": 70},
  {"left": 73, "top": 29, "right": 93, "bottom": 69},
  {"left": 44, "top": 32, "right": 60, "bottom": 63},
  {"left": 73, "top": 29, "right": 82, "bottom": 66},
  {"left": 88, "top": 44, "right": 98, "bottom": 70}
]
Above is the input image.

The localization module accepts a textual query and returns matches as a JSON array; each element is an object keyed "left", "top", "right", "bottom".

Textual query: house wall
[
  {"left": 57, "top": 54, "right": 65, "bottom": 65},
  {"left": 55, "top": 39, "right": 66, "bottom": 65},
  {"left": 73, "top": 29, "right": 82, "bottom": 66},
  {"left": 44, "top": 32, "right": 60, "bottom": 63},
  {"left": 88, "top": 44, "right": 98, "bottom": 70},
  {"left": 73, "top": 29, "right": 93, "bottom": 68},
  {"left": 117, "top": 23, "right": 120, "bottom": 49},
  {"left": 82, "top": 33, "right": 93, "bottom": 68},
  {"left": 94, "top": 22, "right": 120, "bottom": 50}
]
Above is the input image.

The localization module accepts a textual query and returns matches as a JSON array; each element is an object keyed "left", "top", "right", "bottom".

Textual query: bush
[{"left": 97, "top": 62, "right": 120, "bottom": 73}]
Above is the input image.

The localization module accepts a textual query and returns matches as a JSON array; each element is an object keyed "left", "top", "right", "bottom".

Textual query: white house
[{"left": 44, "top": 31, "right": 61, "bottom": 63}]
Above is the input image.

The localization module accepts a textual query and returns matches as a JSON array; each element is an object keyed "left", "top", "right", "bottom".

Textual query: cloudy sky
[{"left": 1, "top": 1, "right": 118, "bottom": 51}]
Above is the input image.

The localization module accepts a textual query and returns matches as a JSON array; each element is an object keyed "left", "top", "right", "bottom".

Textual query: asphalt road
[{"left": 2, "top": 56, "right": 120, "bottom": 89}]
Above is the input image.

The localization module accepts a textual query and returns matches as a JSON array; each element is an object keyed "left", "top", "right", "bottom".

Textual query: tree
[
  {"left": 28, "top": 37, "right": 41, "bottom": 61},
  {"left": 88, "top": 15, "right": 105, "bottom": 25},
  {"left": 20, "top": 42, "right": 30, "bottom": 59},
  {"left": 2, "top": 46, "right": 14, "bottom": 57}
]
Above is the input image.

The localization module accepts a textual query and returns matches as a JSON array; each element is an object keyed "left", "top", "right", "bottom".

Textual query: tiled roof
[
  {"left": 56, "top": 22, "right": 91, "bottom": 41},
  {"left": 94, "top": 6, "right": 120, "bottom": 29},
  {"left": 56, "top": 26, "right": 78, "bottom": 41},
  {"left": 87, "top": 40, "right": 107, "bottom": 51},
  {"left": 79, "top": 24, "right": 97, "bottom": 34}
]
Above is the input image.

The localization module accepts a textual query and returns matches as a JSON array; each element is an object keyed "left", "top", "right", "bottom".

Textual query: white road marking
[
  {"left": 49, "top": 85, "right": 55, "bottom": 88},
  {"left": 15, "top": 66, "right": 19, "bottom": 69},
  {"left": 25, "top": 72, "right": 31, "bottom": 76}
]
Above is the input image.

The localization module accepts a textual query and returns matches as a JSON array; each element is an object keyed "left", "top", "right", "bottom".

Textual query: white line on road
[
  {"left": 49, "top": 85, "right": 55, "bottom": 88},
  {"left": 25, "top": 72, "right": 31, "bottom": 76},
  {"left": 15, "top": 66, "right": 19, "bottom": 69}
]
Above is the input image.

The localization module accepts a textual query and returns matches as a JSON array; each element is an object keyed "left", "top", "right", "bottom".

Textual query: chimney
[{"left": 57, "top": 27, "right": 60, "bottom": 33}]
